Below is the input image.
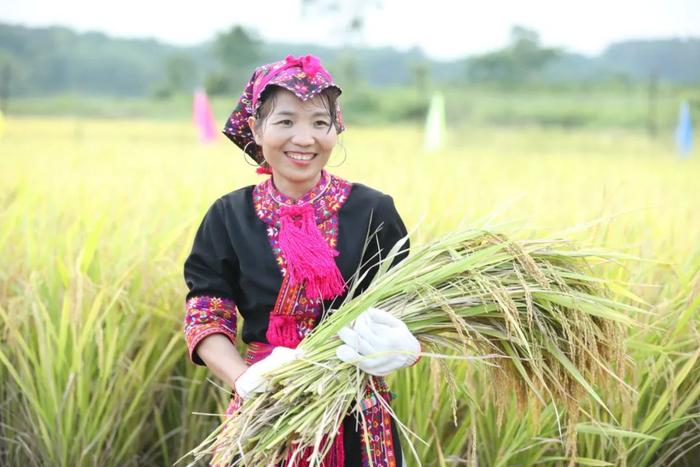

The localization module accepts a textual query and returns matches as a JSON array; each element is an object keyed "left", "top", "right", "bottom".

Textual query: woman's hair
[{"left": 254, "top": 85, "right": 341, "bottom": 135}]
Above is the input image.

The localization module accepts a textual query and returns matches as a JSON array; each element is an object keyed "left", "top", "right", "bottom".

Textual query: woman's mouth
[{"left": 285, "top": 152, "right": 316, "bottom": 162}]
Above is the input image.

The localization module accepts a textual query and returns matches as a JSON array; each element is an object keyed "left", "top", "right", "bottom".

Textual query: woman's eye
[
  {"left": 315, "top": 120, "right": 330, "bottom": 127},
  {"left": 275, "top": 119, "right": 293, "bottom": 126}
]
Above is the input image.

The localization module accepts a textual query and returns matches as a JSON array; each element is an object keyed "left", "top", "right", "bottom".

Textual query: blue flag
[{"left": 675, "top": 101, "right": 692, "bottom": 158}]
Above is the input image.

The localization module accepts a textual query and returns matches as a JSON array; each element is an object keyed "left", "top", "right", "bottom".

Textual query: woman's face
[{"left": 249, "top": 88, "right": 338, "bottom": 197}]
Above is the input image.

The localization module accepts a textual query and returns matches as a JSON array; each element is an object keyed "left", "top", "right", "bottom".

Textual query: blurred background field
[
  {"left": 1, "top": 1, "right": 700, "bottom": 465},
  {"left": 2, "top": 116, "right": 699, "bottom": 465}
]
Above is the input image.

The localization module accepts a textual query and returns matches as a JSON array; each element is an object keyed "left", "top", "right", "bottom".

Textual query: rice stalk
[{"left": 183, "top": 229, "right": 631, "bottom": 466}]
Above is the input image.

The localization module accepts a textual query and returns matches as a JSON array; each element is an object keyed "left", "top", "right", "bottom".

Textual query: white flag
[{"left": 424, "top": 92, "right": 446, "bottom": 153}]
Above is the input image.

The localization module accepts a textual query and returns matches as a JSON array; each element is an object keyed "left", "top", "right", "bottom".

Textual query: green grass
[{"left": 1, "top": 116, "right": 699, "bottom": 465}]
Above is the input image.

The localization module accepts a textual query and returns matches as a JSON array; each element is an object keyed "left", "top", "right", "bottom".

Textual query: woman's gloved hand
[
  {"left": 336, "top": 307, "right": 420, "bottom": 376},
  {"left": 234, "top": 346, "right": 303, "bottom": 399}
]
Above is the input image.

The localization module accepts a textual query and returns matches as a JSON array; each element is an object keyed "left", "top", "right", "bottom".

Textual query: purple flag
[{"left": 193, "top": 88, "right": 217, "bottom": 143}]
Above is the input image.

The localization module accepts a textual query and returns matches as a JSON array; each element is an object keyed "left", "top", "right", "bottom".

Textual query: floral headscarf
[{"left": 222, "top": 54, "right": 345, "bottom": 166}]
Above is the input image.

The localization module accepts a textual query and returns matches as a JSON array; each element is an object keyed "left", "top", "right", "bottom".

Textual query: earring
[
  {"left": 327, "top": 141, "right": 347, "bottom": 168},
  {"left": 243, "top": 141, "right": 255, "bottom": 154},
  {"left": 241, "top": 142, "right": 261, "bottom": 168}
]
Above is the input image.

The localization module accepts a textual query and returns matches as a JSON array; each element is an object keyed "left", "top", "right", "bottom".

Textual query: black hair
[{"left": 254, "top": 85, "right": 341, "bottom": 135}]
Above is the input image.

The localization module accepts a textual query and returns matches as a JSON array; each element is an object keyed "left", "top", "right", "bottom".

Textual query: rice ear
[{"left": 184, "top": 229, "right": 629, "bottom": 466}]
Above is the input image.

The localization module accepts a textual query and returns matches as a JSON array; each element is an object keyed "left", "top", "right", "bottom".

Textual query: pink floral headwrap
[{"left": 222, "top": 54, "right": 345, "bottom": 166}]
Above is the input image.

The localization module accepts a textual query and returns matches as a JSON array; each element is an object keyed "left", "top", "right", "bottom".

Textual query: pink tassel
[
  {"left": 256, "top": 166, "right": 273, "bottom": 175},
  {"left": 265, "top": 314, "right": 301, "bottom": 348},
  {"left": 277, "top": 204, "right": 346, "bottom": 300}
]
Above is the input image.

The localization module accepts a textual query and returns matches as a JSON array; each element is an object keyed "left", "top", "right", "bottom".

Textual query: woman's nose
[{"left": 290, "top": 126, "right": 315, "bottom": 146}]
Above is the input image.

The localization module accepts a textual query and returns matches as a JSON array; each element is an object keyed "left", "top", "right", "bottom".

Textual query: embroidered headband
[{"left": 222, "top": 54, "right": 345, "bottom": 167}]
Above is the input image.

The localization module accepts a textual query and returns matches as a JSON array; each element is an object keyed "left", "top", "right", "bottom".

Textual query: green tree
[
  {"left": 334, "top": 52, "right": 361, "bottom": 89},
  {"left": 409, "top": 60, "right": 430, "bottom": 95},
  {"left": 205, "top": 25, "right": 261, "bottom": 95},
  {"left": 165, "top": 54, "right": 195, "bottom": 91},
  {"left": 468, "top": 25, "right": 561, "bottom": 85},
  {"left": 152, "top": 53, "right": 197, "bottom": 98}
]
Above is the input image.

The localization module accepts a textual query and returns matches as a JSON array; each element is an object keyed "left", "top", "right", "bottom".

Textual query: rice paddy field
[{"left": 1, "top": 116, "right": 699, "bottom": 465}]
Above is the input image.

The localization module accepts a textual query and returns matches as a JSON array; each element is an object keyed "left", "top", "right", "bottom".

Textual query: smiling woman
[
  {"left": 183, "top": 55, "right": 418, "bottom": 466},
  {"left": 247, "top": 88, "right": 339, "bottom": 198}
]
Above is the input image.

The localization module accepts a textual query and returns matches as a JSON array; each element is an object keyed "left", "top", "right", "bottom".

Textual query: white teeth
[{"left": 286, "top": 152, "right": 314, "bottom": 161}]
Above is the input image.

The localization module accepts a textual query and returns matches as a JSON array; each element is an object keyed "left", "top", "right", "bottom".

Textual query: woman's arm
[
  {"left": 184, "top": 200, "right": 246, "bottom": 388},
  {"left": 196, "top": 334, "right": 248, "bottom": 388}
]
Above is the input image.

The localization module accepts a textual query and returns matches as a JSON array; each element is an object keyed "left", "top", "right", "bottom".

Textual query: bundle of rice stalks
[{"left": 183, "top": 228, "right": 634, "bottom": 466}]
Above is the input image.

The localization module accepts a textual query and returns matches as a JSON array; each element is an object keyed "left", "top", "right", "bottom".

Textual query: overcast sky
[{"left": 3, "top": 0, "right": 699, "bottom": 60}]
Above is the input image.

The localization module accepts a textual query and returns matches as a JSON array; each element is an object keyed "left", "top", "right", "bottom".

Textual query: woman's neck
[{"left": 271, "top": 172, "right": 323, "bottom": 200}]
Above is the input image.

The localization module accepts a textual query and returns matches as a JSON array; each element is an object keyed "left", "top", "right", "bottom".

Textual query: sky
[{"left": 2, "top": 0, "right": 699, "bottom": 60}]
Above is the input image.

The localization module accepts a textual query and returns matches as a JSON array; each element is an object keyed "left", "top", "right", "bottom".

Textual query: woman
[{"left": 183, "top": 55, "right": 420, "bottom": 467}]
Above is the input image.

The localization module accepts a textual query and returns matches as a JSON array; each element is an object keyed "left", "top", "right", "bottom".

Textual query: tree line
[{"left": 0, "top": 22, "right": 698, "bottom": 99}]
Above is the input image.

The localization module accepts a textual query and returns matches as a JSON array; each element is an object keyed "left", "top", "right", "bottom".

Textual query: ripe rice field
[{"left": 1, "top": 117, "right": 699, "bottom": 466}]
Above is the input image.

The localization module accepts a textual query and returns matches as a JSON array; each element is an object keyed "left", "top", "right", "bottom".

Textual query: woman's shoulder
[
  {"left": 217, "top": 185, "right": 255, "bottom": 207},
  {"left": 343, "top": 181, "right": 401, "bottom": 221},
  {"left": 347, "top": 182, "right": 394, "bottom": 206},
  {"left": 202, "top": 185, "right": 256, "bottom": 224}
]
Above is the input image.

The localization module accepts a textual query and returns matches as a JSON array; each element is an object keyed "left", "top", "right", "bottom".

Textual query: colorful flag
[
  {"left": 193, "top": 88, "right": 217, "bottom": 143},
  {"left": 675, "top": 100, "right": 692, "bottom": 158}
]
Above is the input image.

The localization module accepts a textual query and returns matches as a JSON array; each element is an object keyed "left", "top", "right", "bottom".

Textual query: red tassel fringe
[
  {"left": 265, "top": 314, "right": 302, "bottom": 348},
  {"left": 277, "top": 204, "right": 346, "bottom": 300}
]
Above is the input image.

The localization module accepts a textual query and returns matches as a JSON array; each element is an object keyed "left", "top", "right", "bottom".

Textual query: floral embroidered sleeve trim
[{"left": 184, "top": 295, "right": 237, "bottom": 366}]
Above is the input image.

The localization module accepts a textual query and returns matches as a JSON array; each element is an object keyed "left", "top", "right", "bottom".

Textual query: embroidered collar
[
  {"left": 267, "top": 170, "right": 332, "bottom": 206},
  {"left": 253, "top": 171, "right": 350, "bottom": 227}
]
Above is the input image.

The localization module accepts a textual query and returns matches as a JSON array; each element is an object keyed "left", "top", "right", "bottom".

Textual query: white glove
[
  {"left": 234, "top": 346, "right": 303, "bottom": 399},
  {"left": 336, "top": 307, "right": 420, "bottom": 376}
]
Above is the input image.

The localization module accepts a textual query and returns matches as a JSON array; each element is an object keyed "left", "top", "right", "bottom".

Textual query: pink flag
[{"left": 193, "top": 88, "right": 217, "bottom": 143}]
